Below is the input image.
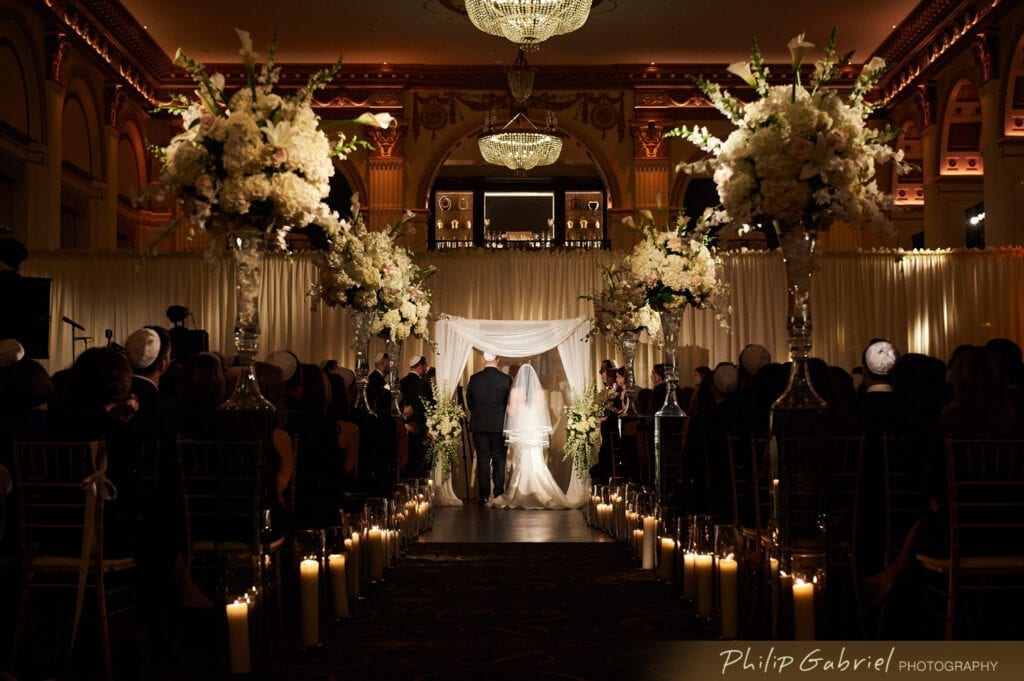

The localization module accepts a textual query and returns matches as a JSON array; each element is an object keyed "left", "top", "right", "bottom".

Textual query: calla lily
[
  {"left": 639, "top": 209, "right": 654, "bottom": 222},
  {"left": 353, "top": 112, "right": 395, "bottom": 129},
  {"left": 235, "top": 28, "right": 259, "bottom": 66},
  {"left": 861, "top": 57, "right": 886, "bottom": 76},
  {"left": 727, "top": 61, "right": 757, "bottom": 87},
  {"left": 787, "top": 33, "right": 815, "bottom": 70}
]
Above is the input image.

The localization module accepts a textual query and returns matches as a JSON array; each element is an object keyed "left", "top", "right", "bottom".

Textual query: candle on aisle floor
[
  {"left": 350, "top": 532, "right": 362, "bottom": 600},
  {"left": 299, "top": 558, "right": 320, "bottom": 647},
  {"left": 226, "top": 599, "right": 251, "bottom": 674},
  {"left": 695, "top": 554, "right": 714, "bottom": 617},
  {"left": 632, "top": 528, "right": 643, "bottom": 555},
  {"left": 682, "top": 551, "right": 697, "bottom": 598},
  {"left": 641, "top": 515, "right": 658, "bottom": 570},
  {"left": 368, "top": 526, "right": 385, "bottom": 581},
  {"left": 659, "top": 537, "right": 676, "bottom": 581},
  {"left": 328, "top": 553, "right": 349, "bottom": 619},
  {"left": 719, "top": 554, "right": 739, "bottom": 639},
  {"left": 793, "top": 578, "right": 816, "bottom": 640}
]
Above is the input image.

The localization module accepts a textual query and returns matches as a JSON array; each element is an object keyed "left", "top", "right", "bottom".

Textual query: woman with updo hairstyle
[{"left": 176, "top": 352, "right": 226, "bottom": 437}]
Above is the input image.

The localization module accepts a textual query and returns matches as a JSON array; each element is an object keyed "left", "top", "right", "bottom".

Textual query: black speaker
[
  {"left": 169, "top": 326, "right": 209, "bottom": 362},
  {"left": 0, "top": 275, "right": 51, "bottom": 359}
]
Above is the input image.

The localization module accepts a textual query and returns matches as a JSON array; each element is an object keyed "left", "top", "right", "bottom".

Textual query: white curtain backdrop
[
  {"left": 20, "top": 247, "right": 1024, "bottom": 383},
  {"left": 430, "top": 316, "right": 591, "bottom": 507}
]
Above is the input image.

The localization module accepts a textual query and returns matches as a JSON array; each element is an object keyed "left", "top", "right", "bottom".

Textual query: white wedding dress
[{"left": 491, "top": 365, "right": 574, "bottom": 510}]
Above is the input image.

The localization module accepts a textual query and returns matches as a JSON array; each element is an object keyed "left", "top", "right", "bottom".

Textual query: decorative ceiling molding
[{"left": 873, "top": 0, "right": 1011, "bottom": 106}]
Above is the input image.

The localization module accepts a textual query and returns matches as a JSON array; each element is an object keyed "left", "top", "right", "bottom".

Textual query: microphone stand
[{"left": 62, "top": 317, "right": 91, "bottom": 363}]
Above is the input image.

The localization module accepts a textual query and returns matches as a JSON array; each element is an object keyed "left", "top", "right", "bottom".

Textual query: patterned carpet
[{"left": 161, "top": 541, "right": 718, "bottom": 681}]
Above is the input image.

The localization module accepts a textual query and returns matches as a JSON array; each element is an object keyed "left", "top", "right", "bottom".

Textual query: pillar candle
[
  {"left": 226, "top": 600, "right": 251, "bottom": 674},
  {"left": 695, "top": 554, "right": 714, "bottom": 617},
  {"left": 682, "top": 551, "right": 697, "bottom": 598},
  {"left": 350, "top": 532, "right": 362, "bottom": 600},
  {"left": 328, "top": 553, "right": 349, "bottom": 619},
  {"left": 299, "top": 558, "right": 320, "bottom": 647},
  {"left": 719, "top": 555, "right": 739, "bottom": 639},
  {"left": 418, "top": 502, "right": 429, "bottom": 531},
  {"left": 633, "top": 528, "right": 643, "bottom": 556},
  {"left": 641, "top": 515, "right": 658, "bottom": 570},
  {"left": 658, "top": 537, "right": 676, "bottom": 581},
  {"left": 793, "top": 579, "right": 816, "bottom": 640},
  {"left": 368, "top": 527, "right": 384, "bottom": 581}
]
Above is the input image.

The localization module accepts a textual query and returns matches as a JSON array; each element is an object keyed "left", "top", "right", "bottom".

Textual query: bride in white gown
[{"left": 491, "top": 364, "right": 574, "bottom": 510}]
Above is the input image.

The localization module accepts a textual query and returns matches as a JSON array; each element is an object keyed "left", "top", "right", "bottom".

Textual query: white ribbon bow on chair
[{"left": 69, "top": 442, "right": 119, "bottom": 657}]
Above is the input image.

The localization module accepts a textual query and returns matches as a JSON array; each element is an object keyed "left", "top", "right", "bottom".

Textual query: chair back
[
  {"left": 725, "top": 433, "right": 771, "bottom": 537},
  {"left": 880, "top": 434, "right": 936, "bottom": 565},
  {"left": 177, "top": 438, "right": 265, "bottom": 559},
  {"left": 13, "top": 440, "right": 108, "bottom": 558},
  {"left": 944, "top": 437, "right": 1024, "bottom": 563}
]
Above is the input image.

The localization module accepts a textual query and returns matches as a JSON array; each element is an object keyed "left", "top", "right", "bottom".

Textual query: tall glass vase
[
  {"left": 654, "top": 308, "right": 686, "bottom": 507},
  {"left": 350, "top": 309, "right": 375, "bottom": 415},
  {"left": 223, "top": 229, "right": 274, "bottom": 411},
  {"left": 617, "top": 330, "right": 641, "bottom": 417},
  {"left": 383, "top": 334, "right": 404, "bottom": 418},
  {"left": 773, "top": 226, "right": 827, "bottom": 412},
  {"left": 655, "top": 309, "right": 686, "bottom": 418}
]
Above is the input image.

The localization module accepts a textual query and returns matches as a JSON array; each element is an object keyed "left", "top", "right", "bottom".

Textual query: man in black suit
[
  {"left": 466, "top": 351, "right": 512, "bottom": 505},
  {"left": 400, "top": 355, "right": 433, "bottom": 477}
]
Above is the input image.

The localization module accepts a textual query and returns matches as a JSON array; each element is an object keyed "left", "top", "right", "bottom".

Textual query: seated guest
[
  {"left": 254, "top": 361, "right": 296, "bottom": 532},
  {"left": 176, "top": 352, "right": 226, "bottom": 437},
  {"left": 857, "top": 339, "right": 901, "bottom": 435}
]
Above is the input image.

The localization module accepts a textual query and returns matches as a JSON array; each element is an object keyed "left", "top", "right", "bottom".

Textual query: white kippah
[
  {"left": 124, "top": 328, "right": 160, "bottom": 370},
  {"left": 864, "top": 341, "right": 899, "bottom": 376},
  {"left": 266, "top": 350, "right": 298, "bottom": 382},
  {"left": 483, "top": 352, "right": 497, "bottom": 361},
  {"left": 373, "top": 352, "right": 387, "bottom": 365},
  {"left": 0, "top": 338, "right": 25, "bottom": 367},
  {"left": 713, "top": 363, "right": 739, "bottom": 394},
  {"left": 739, "top": 344, "right": 771, "bottom": 375},
  {"left": 409, "top": 355, "right": 424, "bottom": 368}
]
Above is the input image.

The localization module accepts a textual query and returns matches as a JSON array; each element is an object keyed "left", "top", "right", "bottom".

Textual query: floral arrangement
[
  {"left": 623, "top": 206, "right": 730, "bottom": 321},
  {"left": 563, "top": 383, "right": 604, "bottom": 479},
  {"left": 309, "top": 194, "right": 434, "bottom": 342},
  {"left": 583, "top": 262, "right": 661, "bottom": 342},
  {"left": 667, "top": 29, "right": 912, "bottom": 235},
  {"left": 148, "top": 29, "right": 393, "bottom": 250},
  {"left": 423, "top": 380, "right": 466, "bottom": 479}
]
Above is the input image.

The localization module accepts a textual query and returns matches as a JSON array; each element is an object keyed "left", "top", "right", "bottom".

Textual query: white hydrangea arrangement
[
  {"left": 583, "top": 262, "right": 661, "bottom": 342},
  {"left": 563, "top": 383, "right": 604, "bottom": 479},
  {"left": 149, "top": 29, "right": 393, "bottom": 249},
  {"left": 623, "top": 207, "right": 729, "bottom": 321},
  {"left": 668, "top": 29, "right": 912, "bottom": 235},
  {"left": 309, "top": 194, "right": 434, "bottom": 341},
  {"left": 423, "top": 380, "right": 465, "bottom": 479}
]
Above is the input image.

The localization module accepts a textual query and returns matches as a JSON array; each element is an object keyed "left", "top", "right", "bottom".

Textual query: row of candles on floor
[
  {"left": 225, "top": 479, "right": 435, "bottom": 674},
  {"left": 588, "top": 480, "right": 823, "bottom": 641}
]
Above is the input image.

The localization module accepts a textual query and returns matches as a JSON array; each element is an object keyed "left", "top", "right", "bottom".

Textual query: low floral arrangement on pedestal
[
  {"left": 563, "top": 383, "right": 605, "bottom": 479},
  {"left": 666, "top": 29, "right": 912, "bottom": 235},
  {"left": 423, "top": 380, "right": 465, "bottom": 479},
  {"left": 623, "top": 206, "right": 730, "bottom": 323},
  {"left": 583, "top": 262, "right": 662, "bottom": 343},
  {"left": 146, "top": 28, "right": 393, "bottom": 250},
  {"left": 309, "top": 195, "right": 434, "bottom": 342}
]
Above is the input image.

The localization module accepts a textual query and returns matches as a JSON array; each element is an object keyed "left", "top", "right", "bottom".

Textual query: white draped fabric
[
  {"left": 431, "top": 316, "right": 591, "bottom": 507},
  {"left": 21, "top": 247, "right": 1024, "bottom": 383}
]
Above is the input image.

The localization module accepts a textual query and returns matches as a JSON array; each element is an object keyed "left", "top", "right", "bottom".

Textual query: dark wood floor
[{"left": 421, "top": 504, "right": 615, "bottom": 543}]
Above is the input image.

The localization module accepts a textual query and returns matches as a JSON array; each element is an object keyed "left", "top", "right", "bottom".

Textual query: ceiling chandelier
[
  {"left": 478, "top": 111, "right": 563, "bottom": 172},
  {"left": 464, "top": 0, "right": 592, "bottom": 51},
  {"left": 506, "top": 49, "right": 536, "bottom": 102}
]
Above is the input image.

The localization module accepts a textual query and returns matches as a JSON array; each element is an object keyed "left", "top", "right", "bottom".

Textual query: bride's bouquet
[
  {"left": 423, "top": 380, "right": 465, "bottom": 480},
  {"left": 563, "top": 384, "right": 604, "bottom": 479}
]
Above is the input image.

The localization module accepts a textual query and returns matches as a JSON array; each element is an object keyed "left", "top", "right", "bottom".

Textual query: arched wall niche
[
  {"left": 1006, "top": 27, "right": 1024, "bottom": 136},
  {"left": 940, "top": 76, "right": 984, "bottom": 175},
  {"left": 117, "top": 117, "right": 146, "bottom": 198},
  {"left": 61, "top": 74, "right": 103, "bottom": 179},
  {"left": 0, "top": 13, "right": 43, "bottom": 143},
  {"left": 894, "top": 120, "right": 924, "bottom": 205}
]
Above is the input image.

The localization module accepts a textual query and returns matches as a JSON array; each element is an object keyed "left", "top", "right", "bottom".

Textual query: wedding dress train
[{"left": 491, "top": 443, "right": 573, "bottom": 510}]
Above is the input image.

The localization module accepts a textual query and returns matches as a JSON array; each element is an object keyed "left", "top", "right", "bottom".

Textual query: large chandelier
[
  {"left": 478, "top": 111, "right": 562, "bottom": 172},
  {"left": 464, "top": 0, "right": 592, "bottom": 51}
]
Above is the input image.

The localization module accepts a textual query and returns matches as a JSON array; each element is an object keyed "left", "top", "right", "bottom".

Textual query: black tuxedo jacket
[{"left": 466, "top": 366, "right": 512, "bottom": 433}]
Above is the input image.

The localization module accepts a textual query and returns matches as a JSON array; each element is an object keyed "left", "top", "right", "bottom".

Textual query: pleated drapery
[{"left": 21, "top": 247, "right": 1024, "bottom": 380}]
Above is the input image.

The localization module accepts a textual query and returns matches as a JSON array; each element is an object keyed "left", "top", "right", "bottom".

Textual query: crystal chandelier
[
  {"left": 478, "top": 111, "right": 562, "bottom": 172},
  {"left": 507, "top": 49, "right": 535, "bottom": 102},
  {"left": 464, "top": 0, "right": 592, "bottom": 51}
]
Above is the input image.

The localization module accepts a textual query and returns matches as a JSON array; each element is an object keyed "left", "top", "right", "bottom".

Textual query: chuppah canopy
[{"left": 433, "top": 316, "right": 593, "bottom": 397}]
